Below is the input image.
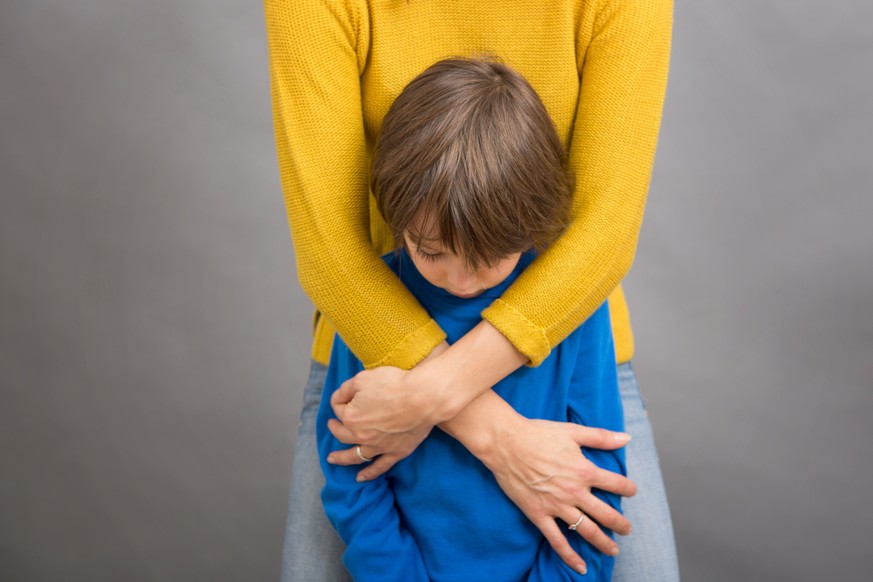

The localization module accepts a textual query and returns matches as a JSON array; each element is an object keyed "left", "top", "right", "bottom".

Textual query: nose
[{"left": 446, "top": 263, "right": 476, "bottom": 291}]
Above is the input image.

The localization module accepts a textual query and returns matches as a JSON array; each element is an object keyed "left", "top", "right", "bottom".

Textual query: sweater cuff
[
  {"left": 365, "top": 318, "right": 447, "bottom": 370},
  {"left": 481, "top": 299, "right": 551, "bottom": 367}
]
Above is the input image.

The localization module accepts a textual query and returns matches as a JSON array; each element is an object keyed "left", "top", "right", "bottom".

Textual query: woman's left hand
[{"left": 326, "top": 365, "right": 443, "bottom": 479}]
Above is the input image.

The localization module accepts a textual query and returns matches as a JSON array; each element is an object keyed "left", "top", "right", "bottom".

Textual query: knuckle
[
  {"left": 576, "top": 465, "right": 595, "bottom": 483},
  {"left": 562, "top": 484, "right": 583, "bottom": 500}
]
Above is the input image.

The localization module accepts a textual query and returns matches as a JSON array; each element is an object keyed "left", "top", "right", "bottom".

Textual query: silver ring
[
  {"left": 355, "top": 445, "right": 374, "bottom": 463},
  {"left": 568, "top": 512, "right": 585, "bottom": 531}
]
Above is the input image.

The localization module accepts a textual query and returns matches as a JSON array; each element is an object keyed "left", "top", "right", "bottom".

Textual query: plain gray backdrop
[{"left": 2, "top": 1, "right": 871, "bottom": 580}]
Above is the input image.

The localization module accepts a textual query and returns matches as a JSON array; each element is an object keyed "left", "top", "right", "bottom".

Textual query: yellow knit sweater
[{"left": 264, "top": 0, "right": 672, "bottom": 370}]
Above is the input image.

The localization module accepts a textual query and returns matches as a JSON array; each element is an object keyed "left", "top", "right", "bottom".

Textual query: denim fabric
[
  {"left": 613, "top": 362, "right": 680, "bottom": 582},
  {"left": 279, "top": 360, "right": 679, "bottom": 581},
  {"left": 279, "top": 361, "right": 352, "bottom": 582}
]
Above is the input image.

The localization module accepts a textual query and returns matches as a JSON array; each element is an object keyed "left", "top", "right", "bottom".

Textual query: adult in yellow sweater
[{"left": 264, "top": 0, "right": 679, "bottom": 580}]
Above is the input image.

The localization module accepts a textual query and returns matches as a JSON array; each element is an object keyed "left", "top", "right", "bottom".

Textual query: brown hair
[{"left": 371, "top": 57, "right": 574, "bottom": 269}]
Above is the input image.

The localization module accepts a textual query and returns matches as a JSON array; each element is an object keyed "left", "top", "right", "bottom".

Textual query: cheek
[
  {"left": 415, "top": 260, "right": 444, "bottom": 285},
  {"left": 481, "top": 266, "right": 507, "bottom": 283},
  {"left": 478, "top": 258, "right": 519, "bottom": 287}
]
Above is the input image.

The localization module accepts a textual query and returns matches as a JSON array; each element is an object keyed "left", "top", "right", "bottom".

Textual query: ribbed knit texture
[{"left": 264, "top": 0, "right": 672, "bottom": 369}]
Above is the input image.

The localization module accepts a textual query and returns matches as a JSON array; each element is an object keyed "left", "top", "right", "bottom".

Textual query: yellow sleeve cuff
[
  {"left": 481, "top": 299, "right": 551, "bottom": 367},
  {"left": 364, "top": 318, "right": 447, "bottom": 371}
]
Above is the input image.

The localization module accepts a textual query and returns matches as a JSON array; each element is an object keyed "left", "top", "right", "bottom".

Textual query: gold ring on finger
[
  {"left": 568, "top": 511, "right": 586, "bottom": 531},
  {"left": 355, "top": 445, "right": 374, "bottom": 463}
]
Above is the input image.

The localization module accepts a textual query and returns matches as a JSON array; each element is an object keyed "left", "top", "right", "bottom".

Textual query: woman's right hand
[{"left": 453, "top": 408, "right": 636, "bottom": 573}]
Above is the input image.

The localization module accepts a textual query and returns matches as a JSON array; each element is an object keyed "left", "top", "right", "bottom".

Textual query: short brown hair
[{"left": 371, "top": 57, "right": 574, "bottom": 269}]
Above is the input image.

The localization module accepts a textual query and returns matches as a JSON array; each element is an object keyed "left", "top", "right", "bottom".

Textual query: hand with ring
[
  {"left": 355, "top": 445, "right": 374, "bottom": 463},
  {"left": 568, "top": 511, "right": 586, "bottom": 531},
  {"left": 475, "top": 414, "right": 635, "bottom": 568}
]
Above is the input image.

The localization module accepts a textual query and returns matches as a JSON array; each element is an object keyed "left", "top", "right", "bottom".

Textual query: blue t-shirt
[{"left": 316, "top": 249, "right": 625, "bottom": 581}]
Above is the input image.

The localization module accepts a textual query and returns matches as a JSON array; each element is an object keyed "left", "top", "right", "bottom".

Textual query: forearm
[
  {"left": 412, "top": 320, "right": 528, "bottom": 424},
  {"left": 483, "top": 0, "right": 673, "bottom": 366},
  {"left": 264, "top": 0, "right": 445, "bottom": 369},
  {"left": 438, "top": 388, "right": 524, "bottom": 468}
]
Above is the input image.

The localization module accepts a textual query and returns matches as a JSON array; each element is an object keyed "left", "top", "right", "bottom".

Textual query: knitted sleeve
[
  {"left": 264, "top": 0, "right": 446, "bottom": 369},
  {"left": 482, "top": 0, "right": 673, "bottom": 365}
]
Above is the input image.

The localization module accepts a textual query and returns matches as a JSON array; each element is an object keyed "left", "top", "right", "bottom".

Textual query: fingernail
[
  {"left": 610, "top": 546, "right": 620, "bottom": 556},
  {"left": 614, "top": 433, "right": 632, "bottom": 443},
  {"left": 327, "top": 456, "right": 336, "bottom": 464},
  {"left": 576, "top": 564, "right": 587, "bottom": 575},
  {"left": 356, "top": 474, "right": 368, "bottom": 482}
]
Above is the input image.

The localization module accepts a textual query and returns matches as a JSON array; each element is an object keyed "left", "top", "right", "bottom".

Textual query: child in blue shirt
[{"left": 316, "top": 57, "right": 625, "bottom": 581}]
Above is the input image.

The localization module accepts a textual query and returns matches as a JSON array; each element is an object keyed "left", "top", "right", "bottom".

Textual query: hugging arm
[
  {"left": 264, "top": 0, "right": 447, "bottom": 369},
  {"left": 479, "top": 0, "right": 674, "bottom": 362}
]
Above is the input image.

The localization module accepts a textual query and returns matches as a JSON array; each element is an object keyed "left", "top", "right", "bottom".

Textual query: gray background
[{"left": 1, "top": 1, "right": 870, "bottom": 580}]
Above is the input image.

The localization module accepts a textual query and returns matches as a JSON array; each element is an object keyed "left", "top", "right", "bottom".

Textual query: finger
[
  {"left": 326, "top": 445, "right": 370, "bottom": 466},
  {"left": 534, "top": 517, "right": 588, "bottom": 575},
  {"left": 569, "top": 425, "right": 632, "bottom": 450},
  {"left": 590, "top": 467, "right": 638, "bottom": 498},
  {"left": 576, "top": 493, "right": 632, "bottom": 537},
  {"left": 331, "top": 397, "right": 347, "bottom": 421},
  {"left": 327, "top": 418, "right": 358, "bottom": 445},
  {"left": 564, "top": 508, "right": 619, "bottom": 558},
  {"left": 356, "top": 453, "right": 400, "bottom": 481},
  {"left": 330, "top": 377, "right": 361, "bottom": 410}
]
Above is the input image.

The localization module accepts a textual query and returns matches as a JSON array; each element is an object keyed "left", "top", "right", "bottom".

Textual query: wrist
[
  {"left": 407, "top": 354, "right": 460, "bottom": 425},
  {"left": 439, "top": 391, "right": 525, "bottom": 468},
  {"left": 411, "top": 321, "right": 528, "bottom": 424}
]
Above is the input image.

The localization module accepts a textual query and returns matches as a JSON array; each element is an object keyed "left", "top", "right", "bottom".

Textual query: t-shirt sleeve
[
  {"left": 316, "top": 337, "right": 430, "bottom": 581},
  {"left": 264, "top": 0, "right": 446, "bottom": 370},
  {"left": 482, "top": 0, "right": 673, "bottom": 366}
]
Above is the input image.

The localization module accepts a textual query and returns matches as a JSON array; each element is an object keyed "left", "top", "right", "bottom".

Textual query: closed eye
[{"left": 415, "top": 248, "right": 444, "bottom": 262}]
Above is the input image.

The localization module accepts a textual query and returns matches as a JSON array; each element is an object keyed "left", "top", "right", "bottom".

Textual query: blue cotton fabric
[{"left": 316, "top": 249, "right": 626, "bottom": 581}]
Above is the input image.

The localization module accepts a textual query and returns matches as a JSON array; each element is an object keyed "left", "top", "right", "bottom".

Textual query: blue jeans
[{"left": 279, "top": 361, "right": 679, "bottom": 581}]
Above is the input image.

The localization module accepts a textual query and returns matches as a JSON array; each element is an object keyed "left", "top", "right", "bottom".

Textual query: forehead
[
  {"left": 406, "top": 213, "right": 444, "bottom": 247},
  {"left": 404, "top": 229, "right": 445, "bottom": 250}
]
